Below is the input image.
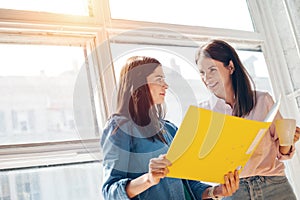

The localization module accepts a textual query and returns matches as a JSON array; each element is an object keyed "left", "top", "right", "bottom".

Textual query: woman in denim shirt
[{"left": 101, "top": 56, "right": 239, "bottom": 200}]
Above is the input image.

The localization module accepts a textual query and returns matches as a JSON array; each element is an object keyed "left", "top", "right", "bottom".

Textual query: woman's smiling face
[{"left": 198, "top": 57, "right": 232, "bottom": 99}]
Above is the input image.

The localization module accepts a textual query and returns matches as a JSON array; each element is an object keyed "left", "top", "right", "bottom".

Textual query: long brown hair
[
  {"left": 195, "top": 40, "right": 256, "bottom": 117},
  {"left": 114, "top": 56, "right": 166, "bottom": 139}
]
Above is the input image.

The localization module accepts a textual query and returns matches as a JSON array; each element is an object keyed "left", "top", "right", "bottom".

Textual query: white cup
[{"left": 275, "top": 119, "right": 296, "bottom": 146}]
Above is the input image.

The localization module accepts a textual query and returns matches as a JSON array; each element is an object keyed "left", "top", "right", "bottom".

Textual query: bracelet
[{"left": 207, "top": 186, "right": 222, "bottom": 200}]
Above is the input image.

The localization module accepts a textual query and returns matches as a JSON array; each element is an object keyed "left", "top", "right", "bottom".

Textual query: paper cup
[{"left": 275, "top": 119, "right": 296, "bottom": 146}]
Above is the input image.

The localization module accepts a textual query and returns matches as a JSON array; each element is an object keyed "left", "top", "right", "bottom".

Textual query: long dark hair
[
  {"left": 114, "top": 56, "right": 166, "bottom": 140},
  {"left": 195, "top": 39, "right": 256, "bottom": 117}
]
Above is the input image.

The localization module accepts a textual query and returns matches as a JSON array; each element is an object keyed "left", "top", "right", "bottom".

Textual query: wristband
[{"left": 207, "top": 186, "right": 222, "bottom": 200}]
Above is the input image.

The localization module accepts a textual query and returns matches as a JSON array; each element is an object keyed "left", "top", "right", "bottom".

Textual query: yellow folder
[{"left": 166, "top": 105, "right": 277, "bottom": 184}]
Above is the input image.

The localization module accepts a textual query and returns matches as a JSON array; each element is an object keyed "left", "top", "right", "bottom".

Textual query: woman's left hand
[{"left": 214, "top": 170, "right": 239, "bottom": 197}]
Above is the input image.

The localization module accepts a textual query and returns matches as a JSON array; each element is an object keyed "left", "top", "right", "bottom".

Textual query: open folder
[{"left": 166, "top": 97, "right": 280, "bottom": 184}]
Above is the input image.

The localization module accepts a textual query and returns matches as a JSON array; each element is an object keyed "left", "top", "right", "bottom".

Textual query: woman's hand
[
  {"left": 294, "top": 126, "right": 299, "bottom": 143},
  {"left": 147, "top": 154, "right": 172, "bottom": 186},
  {"left": 125, "top": 154, "right": 172, "bottom": 198},
  {"left": 279, "top": 126, "right": 299, "bottom": 155},
  {"left": 214, "top": 170, "right": 239, "bottom": 197}
]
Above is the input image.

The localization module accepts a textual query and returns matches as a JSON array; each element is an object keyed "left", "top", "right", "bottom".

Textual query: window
[
  {"left": 0, "top": 175, "right": 10, "bottom": 200},
  {"left": 0, "top": 162, "right": 101, "bottom": 200},
  {"left": 16, "top": 173, "right": 40, "bottom": 200},
  {"left": 0, "top": 0, "right": 105, "bottom": 198},
  {"left": 109, "top": 0, "right": 254, "bottom": 31},
  {"left": 0, "top": 111, "right": 6, "bottom": 133},
  {"left": 0, "top": 44, "right": 99, "bottom": 145},
  {"left": 0, "top": 0, "right": 91, "bottom": 16},
  {"left": 1, "top": 0, "right": 299, "bottom": 199}
]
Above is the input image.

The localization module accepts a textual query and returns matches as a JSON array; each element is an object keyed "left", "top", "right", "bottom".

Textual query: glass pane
[
  {"left": 109, "top": 0, "right": 254, "bottom": 31},
  {"left": 237, "top": 50, "right": 274, "bottom": 95},
  {"left": 110, "top": 43, "right": 273, "bottom": 126},
  {"left": 0, "top": 162, "right": 103, "bottom": 200},
  {"left": 0, "top": 0, "right": 90, "bottom": 16},
  {"left": 0, "top": 44, "right": 97, "bottom": 145}
]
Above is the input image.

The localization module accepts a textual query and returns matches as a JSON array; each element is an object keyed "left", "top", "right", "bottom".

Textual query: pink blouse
[{"left": 199, "top": 91, "right": 295, "bottom": 178}]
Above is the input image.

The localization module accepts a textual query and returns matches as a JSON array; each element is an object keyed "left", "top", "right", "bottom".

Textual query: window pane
[
  {"left": 0, "top": 0, "right": 91, "bottom": 16},
  {"left": 237, "top": 50, "right": 274, "bottom": 95},
  {"left": 0, "top": 44, "right": 97, "bottom": 145},
  {"left": 109, "top": 0, "right": 254, "bottom": 31},
  {"left": 0, "top": 162, "right": 103, "bottom": 200},
  {"left": 110, "top": 43, "right": 273, "bottom": 126}
]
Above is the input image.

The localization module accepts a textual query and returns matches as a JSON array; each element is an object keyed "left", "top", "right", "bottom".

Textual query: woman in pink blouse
[{"left": 195, "top": 39, "right": 300, "bottom": 200}]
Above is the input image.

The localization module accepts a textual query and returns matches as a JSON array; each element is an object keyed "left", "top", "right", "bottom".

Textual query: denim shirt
[{"left": 101, "top": 115, "right": 211, "bottom": 200}]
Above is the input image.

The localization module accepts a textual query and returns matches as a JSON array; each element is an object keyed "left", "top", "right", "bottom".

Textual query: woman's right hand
[
  {"left": 213, "top": 170, "right": 240, "bottom": 198},
  {"left": 148, "top": 154, "right": 172, "bottom": 186}
]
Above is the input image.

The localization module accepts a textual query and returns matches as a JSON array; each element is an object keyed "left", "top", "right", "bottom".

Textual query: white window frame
[
  {"left": 247, "top": 0, "right": 300, "bottom": 120},
  {"left": 0, "top": 0, "right": 108, "bottom": 169}
]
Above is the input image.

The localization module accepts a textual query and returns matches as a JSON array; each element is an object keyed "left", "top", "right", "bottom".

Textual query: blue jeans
[{"left": 223, "top": 176, "right": 296, "bottom": 200}]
